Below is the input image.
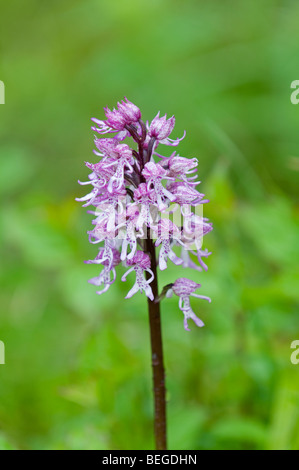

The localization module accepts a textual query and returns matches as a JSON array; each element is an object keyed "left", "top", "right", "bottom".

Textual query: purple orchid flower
[
  {"left": 91, "top": 97, "right": 142, "bottom": 140},
  {"left": 147, "top": 112, "right": 185, "bottom": 147},
  {"left": 142, "top": 162, "right": 176, "bottom": 211},
  {"left": 78, "top": 98, "right": 213, "bottom": 331},
  {"left": 87, "top": 247, "right": 121, "bottom": 295},
  {"left": 153, "top": 219, "right": 183, "bottom": 271},
  {"left": 168, "top": 278, "right": 211, "bottom": 331},
  {"left": 121, "top": 251, "right": 154, "bottom": 301}
]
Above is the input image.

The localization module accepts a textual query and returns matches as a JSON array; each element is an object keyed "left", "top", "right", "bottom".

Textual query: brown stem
[{"left": 145, "top": 234, "right": 167, "bottom": 450}]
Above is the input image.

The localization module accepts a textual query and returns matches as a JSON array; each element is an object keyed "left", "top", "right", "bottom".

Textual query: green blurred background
[{"left": 0, "top": 0, "right": 299, "bottom": 450}]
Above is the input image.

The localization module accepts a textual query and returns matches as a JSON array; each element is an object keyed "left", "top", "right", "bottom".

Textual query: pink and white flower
[
  {"left": 142, "top": 162, "right": 176, "bottom": 211},
  {"left": 121, "top": 251, "right": 154, "bottom": 300},
  {"left": 78, "top": 98, "right": 213, "bottom": 331},
  {"left": 170, "top": 278, "right": 211, "bottom": 331},
  {"left": 152, "top": 220, "right": 183, "bottom": 270}
]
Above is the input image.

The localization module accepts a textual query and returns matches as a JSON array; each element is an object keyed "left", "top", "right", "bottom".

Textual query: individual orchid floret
[
  {"left": 88, "top": 219, "right": 117, "bottom": 246},
  {"left": 169, "top": 278, "right": 211, "bottom": 331},
  {"left": 104, "top": 144, "right": 135, "bottom": 192},
  {"left": 167, "top": 155, "right": 199, "bottom": 183},
  {"left": 87, "top": 247, "right": 121, "bottom": 295},
  {"left": 148, "top": 112, "right": 175, "bottom": 141},
  {"left": 104, "top": 107, "right": 127, "bottom": 130},
  {"left": 133, "top": 183, "right": 157, "bottom": 231},
  {"left": 182, "top": 214, "right": 213, "bottom": 251},
  {"left": 87, "top": 234, "right": 116, "bottom": 268},
  {"left": 148, "top": 112, "right": 186, "bottom": 148},
  {"left": 91, "top": 186, "right": 127, "bottom": 232},
  {"left": 121, "top": 251, "right": 154, "bottom": 300},
  {"left": 167, "top": 182, "right": 205, "bottom": 206},
  {"left": 153, "top": 219, "right": 183, "bottom": 271},
  {"left": 117, "top": 204, "right": 142, "bottom": 261},
  {"left": 91, "top": 112, "right": 128, "bottom": 140},
  {"left": 77, "top": 162, "right": 116, "bottom": 207},
  {"left": 93, "top": 137, "right": 120, "bottom": 158},
  {"left": 91, "top": 98, "right": 142, "bottom": 141},
  {"left": 142, "top": 162, "right": 176, "bottom": 211},
  {"left": 183, "top": 213, "right": 213, "bottom": 236},
  {"left": 168, "top": 155, "right": 197, "bottom": 173},
  {"left": 91, "top": 117, "right": 130, "bottom": 141},
  {"left": 84, "top": 161, "right": 116, "bottom": 188},
  {"left": 117, "top": 97, "right": 142, "bottom": 123}
]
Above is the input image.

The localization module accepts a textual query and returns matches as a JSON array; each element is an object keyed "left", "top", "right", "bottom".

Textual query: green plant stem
[{"left": 145, "top": 235, "right": 167, "bottom": 450}]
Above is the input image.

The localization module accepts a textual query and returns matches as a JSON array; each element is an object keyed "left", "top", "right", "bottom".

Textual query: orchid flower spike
[{"left": 78, "top": 98, "right": 213, "bottom": 331}]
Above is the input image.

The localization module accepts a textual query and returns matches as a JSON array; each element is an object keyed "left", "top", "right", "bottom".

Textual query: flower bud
[
  {"left": 117, "top": 97, "right": 141, "bottom": 123},
  {"left": 148, "top": 113, "right": 175, "bottom": 141}
]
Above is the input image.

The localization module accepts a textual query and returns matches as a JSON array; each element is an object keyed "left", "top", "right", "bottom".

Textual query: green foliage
[{"left": 0, "top": 0, "right": 299, "bottom": 450}]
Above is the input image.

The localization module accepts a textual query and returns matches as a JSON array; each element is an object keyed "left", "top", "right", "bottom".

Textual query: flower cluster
[{"left": 77, "top": 98, "right": 213, "bottom": 331}]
